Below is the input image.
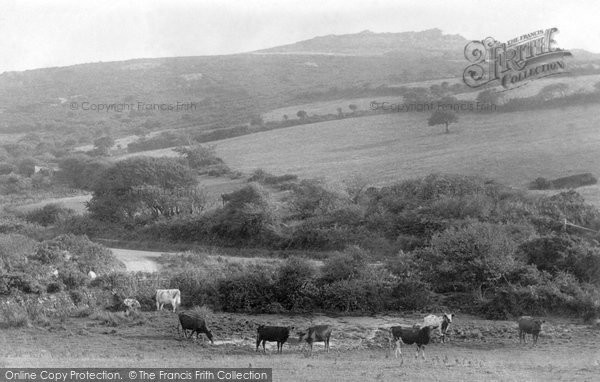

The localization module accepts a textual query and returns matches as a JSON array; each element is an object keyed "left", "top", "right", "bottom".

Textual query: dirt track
[{"left": 109, "top": 248, "right": 163, "bottom": 273}]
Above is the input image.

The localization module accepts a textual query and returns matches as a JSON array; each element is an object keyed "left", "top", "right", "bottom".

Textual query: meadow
[{"left": 213, "top": 104, "right": 600, "bottom": 189}]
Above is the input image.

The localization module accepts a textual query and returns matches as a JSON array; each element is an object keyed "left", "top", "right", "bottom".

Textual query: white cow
[
  {"left": 423, "top": 313, "right": 454, "bottom": 343},
  {"left": 155, "top": 289, "right": 181, "bottom": 312},
  {"left": 88, "top": 270, "right": 97, "bottom": 280}
]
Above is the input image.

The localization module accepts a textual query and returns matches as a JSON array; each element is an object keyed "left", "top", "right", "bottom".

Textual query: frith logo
[{"left": 463, "top": 28, "right": 572, "bottom": 89}]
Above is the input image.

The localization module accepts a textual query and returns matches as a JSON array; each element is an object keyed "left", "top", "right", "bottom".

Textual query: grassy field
[
  {"left": 212, "top": 104, "right": 600, "bottom": 189},
  {"left": 1, "top": 312, "right": 598, "bottom": 381}
]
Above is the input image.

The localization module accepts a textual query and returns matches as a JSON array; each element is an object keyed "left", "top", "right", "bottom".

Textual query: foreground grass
[
  {"left": 3, "top": 345, "right": 599, "bottom": 381},
  {"left": 1, "top": 312, "right": 599, "bottom": 381}
]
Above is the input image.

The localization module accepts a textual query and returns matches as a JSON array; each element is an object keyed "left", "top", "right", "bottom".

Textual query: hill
[{"left": 254, "top": 28, "right": 466, "bottom": 57}]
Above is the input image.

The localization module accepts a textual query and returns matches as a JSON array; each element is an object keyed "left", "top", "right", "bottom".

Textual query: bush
[
  {"left": 25, "top": 204, "right": 75, "bottom": 226},
  {"left": 275, "top": 257, "right": 317, "bottom": 310},
  {"left": 529, "top": 177, "right": 553, "bottom": 190},
  {"left": 320, "top": 246, "right": 369, "bottom": 283},
  {"left": 217, "top": 269, "right": 275, "bottom": 313}
]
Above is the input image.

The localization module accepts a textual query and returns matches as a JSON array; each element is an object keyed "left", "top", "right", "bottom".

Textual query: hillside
[
  {"left": 2, "top": 28, "right": 598, "bottom": 143},
  {"left": 255, "top": 28, "right": 466, "bottom": 57},
  {"left": 211, "top": 104, "right": 600, "bottom": 189}
]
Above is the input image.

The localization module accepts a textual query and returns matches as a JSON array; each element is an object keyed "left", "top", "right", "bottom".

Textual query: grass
[
  {"left": 1, "top": 312, "right": 599, "bottom": 381},
  {"left": 211, "top": 104, "right": 600, "bottom": 191}
]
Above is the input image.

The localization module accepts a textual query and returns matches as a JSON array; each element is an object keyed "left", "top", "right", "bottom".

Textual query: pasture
[
  {"left": 214, "top": 104, "right": 600, "bottom": 189},
  {"left": 1, "top": 312, "right": 598, "bottom": 381}
]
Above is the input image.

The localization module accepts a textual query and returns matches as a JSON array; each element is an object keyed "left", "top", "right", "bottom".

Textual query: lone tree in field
[
  {"left": 349, "top": 104, "right": 358, "bottom": 113},
  {"left": 427, "top": 110, "right": 458, "bottom": 134},
  {"left": 297, "top": 110, "right": 308, "bottom": 120}
]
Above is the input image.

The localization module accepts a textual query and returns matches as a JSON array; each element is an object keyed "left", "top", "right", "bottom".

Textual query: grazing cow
[
  {"left": 178, "top": 312, "right": 214, "bottom": 344},
  {"left": 87, "top": 270, "right": 97, "bottom": 280},
  {"left": 123, "top": 298, "right": 141, "bottom": 313},
  {"left": 518, "top": 316, "right": 544, "bottom": 345},
  {"left": 423, "top": 313, "right": 454, "bottom": 343},
  {"left": 256, "top": 325, "right": 294, "bottom": 353},
  {"left": 50, "top": 269, "right": 59, "bottom": 277},
  {"left": 155, "top": 289, "right": 181, "bottom": 312},
  {"left": 390, "top": 325, "right": 437, "bottom": 361},
  {"left": 298, "top": 325, "right": 333, "bottom": 355}
]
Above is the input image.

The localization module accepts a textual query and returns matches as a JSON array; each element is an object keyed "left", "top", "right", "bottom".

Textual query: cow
[
  {"left": 123, "top": 298, "right": 141, "bottom": 314},
  {"left": 298, "top": 325, "right": 333, "bottom": 355},
  {"left": 423, "top": 313, "right": 454, "bottom": 343},
  {"left": 88, "top": 270, "right": 97, "bottom": 280},
  {"left": 155, "top": 289, "right": 181, "bottom": 312},
  {"left": 178, "top": 312, "right": 214, "bottom": 344},
  {"left": 390, "top": 325, "right": 437, "bottom": 361},
  {"left": 518, "top": 316, "right": 544, "bottom": 345},
  {"left": 256, "top": 325, "right": 294, "bottom": 354}
]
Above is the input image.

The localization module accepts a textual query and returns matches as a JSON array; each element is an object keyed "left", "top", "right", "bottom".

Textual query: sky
[{"left": 1, "top": 0, "right": 599, "bottom": 73}]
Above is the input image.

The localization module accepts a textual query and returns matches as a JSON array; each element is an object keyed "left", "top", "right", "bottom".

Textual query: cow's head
[{"left": 297, "top": 331, "right": 307, "bottom": 342}]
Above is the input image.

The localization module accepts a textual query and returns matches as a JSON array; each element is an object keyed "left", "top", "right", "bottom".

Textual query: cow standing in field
[
  {"left": 178, "top": 312, "right": 214, "bottom": 344},
  {"left": 256, "top": 325, "right": 294, "bottom": 354},
  {"left": 390, "top": 325, "right": 437, "bottom": 361},
  {"left": 155, "top": 289, "right": 181, "bottom": 312},
  {"left": 298, "top": 325, "right": 333, "bottom": 355},
  {"left": 423, "top": 313, "right": 454, "bottom": 343},
  {"left": 518, "top": 316, "right": 544, "bottom": 345}
]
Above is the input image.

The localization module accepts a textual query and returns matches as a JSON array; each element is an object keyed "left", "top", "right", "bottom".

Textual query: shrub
[
  {"left": 529, "top": 177, "right": 553, "bottom": 190},
  {"left": 25, "top": 204, "right": 75, "bottom": 226},
  {"left": 320, "top": 246, "right": 369, "bottom": 283},
  {"left": 217, "top": 269, "right": 275, "bottom": 313},
  {"left": 275, "top": 257, "right": 317, "bottom": 310},
  {"left": 0, "top": 303, "right": 29, "bottom": 328}
]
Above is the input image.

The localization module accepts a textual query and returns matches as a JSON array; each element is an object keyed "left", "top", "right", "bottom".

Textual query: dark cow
[
  {"left": 298, "top": 325, "right": 333, "bottom": 355},
  {"left": 518, "top": 316, "right": 544, "bottom": 345},
  {"left": 256, "top": 325, "right": 294, "bottom": 353},
  {"left": 178, "top": 312, "right": 214, "bottom": 344},
  {"left": 390, "top": 325, "right": 437, "bottom": 361}
]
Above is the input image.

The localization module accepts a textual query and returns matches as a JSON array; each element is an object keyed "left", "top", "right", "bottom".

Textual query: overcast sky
[{"left": 1, "top": 0, "right": 599, "bottom": 73}]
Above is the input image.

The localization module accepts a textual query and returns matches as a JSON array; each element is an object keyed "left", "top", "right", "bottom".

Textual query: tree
[
  {"left": 87, "top": 157, "right": 197, "bottom": 222},
  {"left": 17, "top": 157, "right": 37, "bottom": 177},
  {"left": 283, "top": 114, "right": 289, "bottom": 121},
  {"left": 421, "top": 222, "right": 518, "bottom": 300},
  {"left": 538, "top": 83, "right": 568, "bottom": 101},
  {"left": 337, "top": 107, "right": 343, "bottom": 118},
  {"left": 427, "top": 110, "right": 458, "bottom": 134},
  {"left": 476, "top": 89, "right": 502, "bottom": 106},
  {"left": 93, "top": 136, "right": 115, "bottom": 156},
  {"left": 250, "top": 115, "right": 264, "bottom": 126},
  {"left": 348, "top": 104, "right": 358, "bottom": 113},
  {"left": 297, "top": 110, "right": 308, "bottom": 120}
]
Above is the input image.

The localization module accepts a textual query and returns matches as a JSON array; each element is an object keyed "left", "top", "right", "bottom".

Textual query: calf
[
  {"left": 298, "top": 325, "right": 333, "bottom": 355},
  {"left": 155, "top": 289, "right": 181, "bottom": 312},
  {"left": 122, "top": 298, "right": 141, "bottom": 314},
  {"left": 178, "top": 312, "right": 214, "bottom": 344},
  {"left": 390, "top": 325, "right": 437, "bottom": 361},
  {"left": 423, "top": 313, "right": 454, "bottom": 343},
  {"left": 256, "top": 325, "right": 294, "bottom": 353},
  {"left": 518, "top": 316, "right": 544, "bottom": 345}
]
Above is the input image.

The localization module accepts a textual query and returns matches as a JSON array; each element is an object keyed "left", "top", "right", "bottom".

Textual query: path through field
[{"left": 109, "top": 248, "right": 162, "bottom": 273}]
